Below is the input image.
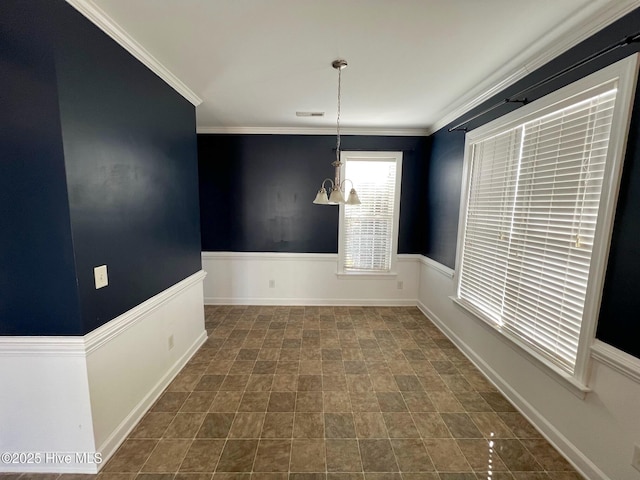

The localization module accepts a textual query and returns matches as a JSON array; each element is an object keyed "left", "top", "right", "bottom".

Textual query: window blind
[
  {"left": 343, "top": 159, "right": 398, "bottom": 272},
  {"left": 459, "top": 128, "right": 522, "bottom": 322},
  {"left": 458, "top": 87, "right": 617, "bottom": 374}
]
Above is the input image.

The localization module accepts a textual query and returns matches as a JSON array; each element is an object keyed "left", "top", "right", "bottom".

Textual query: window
[
  {"left": 454, "top": 54, "right": 638, "bottom": 385},
  {"left": 338, "top": 151, "right": 403, "bottom": 275}
]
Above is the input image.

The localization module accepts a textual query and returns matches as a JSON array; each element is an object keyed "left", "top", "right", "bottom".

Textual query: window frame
[
  {"left": 337, "top": 150, "right": 403, "bottom": 277},
  {"left": 452, "top": 53, "right": 639, "bottom": 391}
]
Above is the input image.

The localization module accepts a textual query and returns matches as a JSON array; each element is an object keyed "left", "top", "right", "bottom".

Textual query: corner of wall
[{"left": 0, "top": 271, "right": 207, "bottom": 474}]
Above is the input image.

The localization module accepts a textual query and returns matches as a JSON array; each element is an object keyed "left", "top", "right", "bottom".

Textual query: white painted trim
[
  {"left": 418, "top": 255, "right": 455, "bottom": 278},
  {"left": 449, "top": 296, "right": 591, "bottom": 398},
  {"left": 85, "top": 270, "right": 207, "bottom": 354},
  {"left": 0, "top": 458, "right": 98, "bottom": 474},
  {"left": 0, "top": 272, "right": 207, "bottom": 474},
  {"left": 196, "top": 126, "right": 429, "bottom": 136},
  {"left": 0, "top": 337, "right": 85, "bottom": 357},
  {"left": 416, "top": 299, "right": 609, "bottom": 480},
  {"left": 334, "top": 252, "right": 420, "bottom": 277},
  {"left": 591, "top": 340, "right": 640, "bottom": 384},
  {"left": 97, "top": 330, "right": 207, "bottom": 468},
  {"left": 201, "top": 251, "right": 337, "bottom": 262},
  {"left": 335, "top": 272, "right": 398, "bottom": 280},
  {"left": 201, "top": 252, "right": 422, "bottom": 262},
  {"left": 338, "top": 151, "right": 403, "bottom": 275},
  {"left": 65, "top": 0, "right": 202, "bottom": 106},
  {"left": 574, "top": 53, "right": 640, "bottom": 382},
  {"left": 430, "top": 0, "right": 640, "bottom": 133},
  {"left": 452, "top": 54, "right": 640, "bottom": 387},
  {"left": 397, "top": 253, "right": 422, "bottom": 262},
  {"left": 204, "top": 297, "right": 416, "bottom": 307},
  {"left": 201, "top": 251, "right": 420, "bottom": 306}
]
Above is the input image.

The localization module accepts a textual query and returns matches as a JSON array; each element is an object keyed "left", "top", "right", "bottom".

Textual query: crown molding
[
  {"left": 196, "top": 126, "right": 430, "bottom": 136},
  {"left": 65, "top": 0, "right": 202, "bottom": 106},
  {"left": 430, "top": 0, "right": 640, "bottom": 133}
]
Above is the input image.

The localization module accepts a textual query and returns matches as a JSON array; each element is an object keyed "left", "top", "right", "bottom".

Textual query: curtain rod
[{"left": 448, "top": 31, "right": 640, "bottom": 133}]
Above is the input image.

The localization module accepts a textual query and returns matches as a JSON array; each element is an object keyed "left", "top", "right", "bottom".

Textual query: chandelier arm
[
  {"left": 321, "top": 178, "right": 335, "bottom": 190},
  {"left": 340, "top": 178, "right": 355, "bottom": 191}
]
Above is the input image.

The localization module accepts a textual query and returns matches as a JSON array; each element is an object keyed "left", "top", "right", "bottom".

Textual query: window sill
[
  {"left": 450, "top": 296, "right": 591, "bottom": 399},
  {"left": 336, "top": 272, "right": 398, "bottom": 280}
]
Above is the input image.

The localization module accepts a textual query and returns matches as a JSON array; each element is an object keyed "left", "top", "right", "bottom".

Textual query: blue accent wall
[
  {"left": 0, "top": 1, "right": 82, "bottom": 335},
  {"left": 424, "top": 131, "right": 463, "bottom": 268},
  {"left": 425, "top": 8, "right": 640, "bottom": 358},
  {"left": 0, "top": 0, "right": 201, "bottom": 335},
  {"left": 198, "top": 134, "right": 428, "bottom": 254}
]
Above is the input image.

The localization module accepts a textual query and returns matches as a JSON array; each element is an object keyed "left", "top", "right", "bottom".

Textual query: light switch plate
[{"left": 94, "top": 265, "right": 108, "bottom": 289}]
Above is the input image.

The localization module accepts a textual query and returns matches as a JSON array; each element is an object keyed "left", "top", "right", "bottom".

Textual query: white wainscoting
[
  {"left": 417, "top": 259, "right": 640, "bottom": 480},
  {"left": 87, "top": 270, "right": 207, "bottom": 466},
  {"left": 0, "top": 270, "right": 207, "bottom": 474},
  {"left": 0, "top": 340, "right": 96, "bottom": 473},
  {"left": 201, "top": 252, "right": 420, "bottom": 306}
]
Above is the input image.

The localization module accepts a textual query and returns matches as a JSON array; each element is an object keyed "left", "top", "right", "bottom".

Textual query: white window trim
[
  {"left": 452, "top": 53, "right": 639, "bottom": 391},
  {"left": 337, "top": 151, "right": 403, "bottom": 276}
]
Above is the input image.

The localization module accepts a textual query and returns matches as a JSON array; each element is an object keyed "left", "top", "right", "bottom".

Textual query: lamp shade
[
  {"left": 313, "top": 187, "right": 330, "bottom": 205},
  {"left": 328, "top": 188, "right": 345, "bottom": 204},
  {"left": 346, "top": 188, "right": 361, "bottom": 205}
]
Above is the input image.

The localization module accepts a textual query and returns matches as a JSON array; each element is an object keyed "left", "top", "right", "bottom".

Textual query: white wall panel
[
  {"left": 0, "top": 271, "right": 207, "bottom": 474},
  {"left": 201, "top": 252, "right": 419, "bottom": 305},
  {"left": 417, "top": 260, "right": 640, "bottom": 480},
  {"left": 87, "top": 271, "right": 207, "bottom": 463}
]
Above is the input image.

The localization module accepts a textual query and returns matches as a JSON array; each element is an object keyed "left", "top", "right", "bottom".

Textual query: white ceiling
[{"left": 83, "top": 0, "right": 637, "bottom": 133}]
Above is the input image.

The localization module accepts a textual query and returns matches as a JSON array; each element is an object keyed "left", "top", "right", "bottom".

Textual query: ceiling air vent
[{"left": 296, "top": 111, "right": 325, "bottom": 117}]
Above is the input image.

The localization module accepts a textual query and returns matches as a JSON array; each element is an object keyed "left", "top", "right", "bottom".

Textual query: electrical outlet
[
  {"left": 94, "top": 265, "right": 108, "bottom": 289},
  {"left": 397, "top": 280, "right": 404, "bottom": 290},
  {"left": 269, "top": 280, "right": 275, "bottom": 288},
  {"left": 632, "top": 444, "right": 640, "bottom": 472},
  {"left": 168, "top": 335, "right": 174, "bottom": 350}
]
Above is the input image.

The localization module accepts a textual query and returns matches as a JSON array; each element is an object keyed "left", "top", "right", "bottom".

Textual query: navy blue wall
[
  {"left": 426, "top": 8, "right": 640, "bottom": 358},
  {"left": 198, "top": 134, "right": 428, "bottom": 254},
  {"left": 0, "top": 1, "right": 201, "bottom": 335},
  {"left": 0, "top": 1, "right": 82, "bottom": 335},
  {"left": 53, "top": 3, "right": 202, "bottom": 334},
  {"left": 424, "top": 132, "right": 463, "bottom": 267}
]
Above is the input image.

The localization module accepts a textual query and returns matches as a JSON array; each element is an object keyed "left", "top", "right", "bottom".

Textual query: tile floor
[{"left": 4, "top": 306, "right": 585, "bottom": 480}]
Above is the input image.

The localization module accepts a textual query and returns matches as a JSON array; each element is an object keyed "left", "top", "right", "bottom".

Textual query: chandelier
[{"left": 313, "top": 59, "right": 361, "bottom": 205}]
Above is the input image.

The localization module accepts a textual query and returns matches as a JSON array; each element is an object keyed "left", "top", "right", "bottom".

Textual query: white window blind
[
  {"left": 459, "top": 128, "right": 522, "bottom": 322},
  {"left": 458, "top": 86, "right": 617, "bottom": 374},
  {"left": 342, "top": 154, "right": 401, "bottom": 273}
]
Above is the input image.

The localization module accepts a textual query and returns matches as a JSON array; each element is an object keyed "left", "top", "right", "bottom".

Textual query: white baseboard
[
  {"left": 97, "top": 330, "right": 206, "bottom": 466},
  {"left": 416, "top": 300, "right": 608, "bottom": 480},
  {"left": 203, "top": 296, "right": 417, "bottom": 306}
]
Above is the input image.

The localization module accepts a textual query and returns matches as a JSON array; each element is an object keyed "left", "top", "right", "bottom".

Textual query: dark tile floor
[{"left": 3, "top": 306, "right": 585, "bottom": 480}]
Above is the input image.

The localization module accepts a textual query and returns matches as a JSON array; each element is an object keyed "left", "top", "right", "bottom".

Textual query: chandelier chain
[
  {"left": 312, "top": 58, "right": 360, "bottom": 206},
  {"left": 336, "top": 65, "right": 341, "bottom": 162}
]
